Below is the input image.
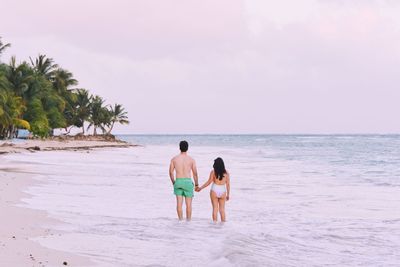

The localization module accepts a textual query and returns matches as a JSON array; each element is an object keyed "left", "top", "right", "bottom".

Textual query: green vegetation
[{"left": 0, "top": 37, "right": 129, "bottom": 139}]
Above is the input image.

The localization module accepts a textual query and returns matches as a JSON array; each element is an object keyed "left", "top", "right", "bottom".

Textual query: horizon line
[{"left": 113, "top": 133, "right": 400, "bottom": 136}]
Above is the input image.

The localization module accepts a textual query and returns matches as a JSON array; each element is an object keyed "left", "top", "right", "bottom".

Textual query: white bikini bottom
[{"left": 211, "top": 183, "right": 226, "bottom": 198}]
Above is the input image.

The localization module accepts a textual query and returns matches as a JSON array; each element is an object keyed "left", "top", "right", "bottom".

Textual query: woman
[{"left": 197, "top": 157, "right": 230, "bottom": 222}]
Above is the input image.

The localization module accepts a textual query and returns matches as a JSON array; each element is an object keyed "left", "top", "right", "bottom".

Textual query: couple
[{"left": 169, "top": 141, "right": 231, "bottom": 222}]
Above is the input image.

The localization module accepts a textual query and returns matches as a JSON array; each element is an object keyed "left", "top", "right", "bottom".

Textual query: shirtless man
[{"left": 169, "top": 141, "right": 199, "bottom": 220}]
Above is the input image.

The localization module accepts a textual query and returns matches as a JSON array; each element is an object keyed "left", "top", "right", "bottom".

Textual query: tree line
[{"left": 0, "top": 37, "right": 129, "bottom": 139}]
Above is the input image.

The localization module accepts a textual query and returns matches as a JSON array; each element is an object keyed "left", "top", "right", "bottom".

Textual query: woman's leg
[
  {"left": 218, "top": 193, "right": 227, "bottom": 222},
  {"left": 210, "top": 190, "right": 219, "bottom": 222}
]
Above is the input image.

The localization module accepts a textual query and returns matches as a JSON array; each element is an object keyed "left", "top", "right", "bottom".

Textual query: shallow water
[{"left": 5, "top": 135, "right": 400, "bottom": 266}]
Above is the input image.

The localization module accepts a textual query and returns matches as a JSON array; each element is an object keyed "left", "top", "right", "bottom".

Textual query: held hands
[{"left": 195, "top": 186, "right": 201, "bottom": 192}]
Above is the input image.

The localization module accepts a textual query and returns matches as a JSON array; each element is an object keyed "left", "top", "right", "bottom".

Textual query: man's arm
[
  {"left": 169, "top": 160, "right": 175, "bottom": 185},
  {"left": 192, "top": 160, "right": 199, "bottom": 187}
]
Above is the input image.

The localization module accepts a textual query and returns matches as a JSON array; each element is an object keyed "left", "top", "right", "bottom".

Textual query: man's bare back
[
  {"left": 171, "top": 153, "right": 196, "bottom": 179},
  {"left": 169, "top": 153, "right": 199, "bottom": 186}
]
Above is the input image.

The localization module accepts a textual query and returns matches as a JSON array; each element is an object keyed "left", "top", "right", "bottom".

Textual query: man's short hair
[{"left": 179, "top": 141, "right": 189, "bottom": 152}]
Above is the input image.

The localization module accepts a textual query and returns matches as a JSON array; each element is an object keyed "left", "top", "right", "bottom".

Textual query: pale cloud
[
  {"left": 1, "top": 0, "right": 246, "bottom": 60},
  {"left": 1, "top": 0, "right": 400, "bottom": 133}
]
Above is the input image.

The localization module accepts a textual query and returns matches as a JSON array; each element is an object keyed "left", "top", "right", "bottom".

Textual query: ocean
[{"left": 5, "top": 135, "right": 400, "bottom": 266}]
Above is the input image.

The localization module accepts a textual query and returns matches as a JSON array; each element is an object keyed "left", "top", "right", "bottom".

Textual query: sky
[{"left": 1, "top": 0, "right": 400, "bottom": 134}]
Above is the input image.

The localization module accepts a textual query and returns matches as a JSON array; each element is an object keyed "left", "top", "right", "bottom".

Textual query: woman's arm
[
  {"left": 198, "top": 171, "right": 214, "bottom": 191},
  {"left": 226, "top": 172, "right": 230, "bottom": 201}
]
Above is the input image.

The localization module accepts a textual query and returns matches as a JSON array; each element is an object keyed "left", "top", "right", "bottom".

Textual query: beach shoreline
[
  {"left": 0, "top": 163, "right": 93, "bottom": 266},
  {"left": 0, "top": 138, "right": 135, "bottom": 266},
  {"left": 0, "top": 136, "right": 136, "bottom": 154}
]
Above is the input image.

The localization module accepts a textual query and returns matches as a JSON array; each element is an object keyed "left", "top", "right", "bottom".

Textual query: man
[{"left": 169, "top": 140, "right": 199, "bottom": 220}]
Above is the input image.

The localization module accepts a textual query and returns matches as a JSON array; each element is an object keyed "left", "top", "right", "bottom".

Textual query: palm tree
[
  {"left": 0, "top": 91, "right": 5, "bottom": 119},
  {"left": 52, "top": 68, "right": 78, "bottom": 94},
  {"left": 5, "top": 57, "right": 33, "bottom": 98},
  {"left": 24, "top": 97, "right": 49, "bottom": 138},
  {"left": 0, "top": 90, "right": 30, "bottom": 138},
  {"left": 75, "top": 89, "right": 91, "bottom": 134},
  {"left": 0, "top": 38, "right": 131, "bottom": 139},
  {"left": 30, "top": 54, "right": 58, "bottom": 80},
  {"left": 0, "top": 72, "right": 9, "bottom": 91},
  {"left": 87, "top": 95, "right": 110, "bottom": 135},
  {"left": 0, "top": 37, "right": 11, "bottom": 59},
  {"left": 107, "top": 104, "right": 129, "bottom": 134}
]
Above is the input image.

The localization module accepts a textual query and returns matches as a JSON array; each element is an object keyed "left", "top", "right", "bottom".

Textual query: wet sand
[
  {"left": 0, "top": 165, "right": 93, "bottom": 266},
  {"left": 0, "top": 139, "right": 135, "bottom": 154}
]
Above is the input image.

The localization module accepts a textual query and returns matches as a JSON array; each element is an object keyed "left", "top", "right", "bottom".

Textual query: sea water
[{"left": 4, "top": 135, "right": 400, "bottom": 266}]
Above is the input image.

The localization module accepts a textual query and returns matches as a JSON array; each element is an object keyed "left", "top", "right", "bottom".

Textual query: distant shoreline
[
  {"left": 0, "top": 135, "right": 137, "bottom": 154},
  {"left": 116, "top": 133, "right": 400, "bottom": 136}
]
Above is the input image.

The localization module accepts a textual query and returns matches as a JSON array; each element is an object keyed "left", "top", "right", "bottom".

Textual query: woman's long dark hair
[{"left": 213, "top": 157, "right": 226, "bottom": 180}]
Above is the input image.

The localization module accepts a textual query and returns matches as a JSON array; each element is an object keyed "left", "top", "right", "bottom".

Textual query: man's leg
[
  {"left": 185, "top": 197, "right": 193, "bottom": 220},
  {"left": 176, "top": 195, "right": 183, "bottom": 220}
]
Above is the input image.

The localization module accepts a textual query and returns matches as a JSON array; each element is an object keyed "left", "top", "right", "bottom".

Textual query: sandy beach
[
  {"left": 0, "top": 137, "right": 135, "bottom": 154},
  {"left": 0, "top": 165, "right": 92, "bottom": 266},
  {"left": 0, "top": 138, "right": 134, "bottom": 266}
]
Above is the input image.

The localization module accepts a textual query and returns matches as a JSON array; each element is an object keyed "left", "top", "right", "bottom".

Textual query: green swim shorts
[{"left": 173, "top": 178, "right": 194, "bottom": 198}]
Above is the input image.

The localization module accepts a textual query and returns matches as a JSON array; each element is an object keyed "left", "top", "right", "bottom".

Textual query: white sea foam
[{"left": 6, "top": 135, "right": 400, "bottom": 266}]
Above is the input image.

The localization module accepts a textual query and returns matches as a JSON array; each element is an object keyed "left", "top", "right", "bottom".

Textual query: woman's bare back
[{"left": 212, "top": 170, "right": 229, "bottom": 185}]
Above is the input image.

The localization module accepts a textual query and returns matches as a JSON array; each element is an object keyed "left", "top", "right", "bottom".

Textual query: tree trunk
[
  {"left": 66, "top": 126, "right": 73, "bottom": 135},
  {"left": 7, "top": 126, "right": 13, "bottom": 139},
  {"left": 107, "top": 122, "right": 115, "bottom": 135}
]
